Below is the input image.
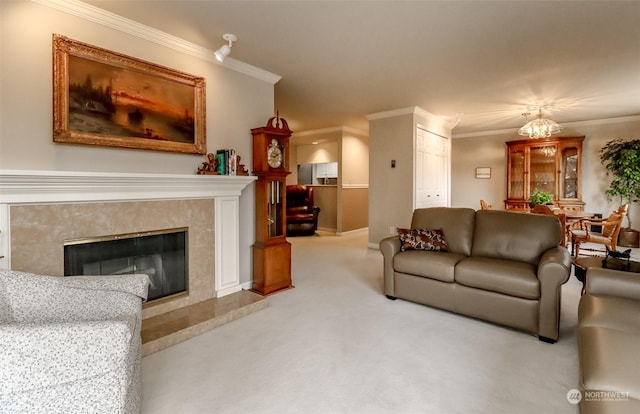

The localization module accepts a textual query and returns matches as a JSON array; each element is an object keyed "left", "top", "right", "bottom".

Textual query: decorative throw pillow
[{"left": 397, "top": 228, "right": 449, "bottom": 252}]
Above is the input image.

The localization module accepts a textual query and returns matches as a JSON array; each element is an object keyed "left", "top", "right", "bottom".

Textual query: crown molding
[
  {"left": 453, "top": 114, "right": 640, "bottom": 139},
  {"left": 293, "top": 126, "right": 368, "bottom": 137},
  {"left": 366, "top": 106, "right": 418, "bottom": 120},
  {"left": 32, "top": 0, "right": 281, "bottom": 84}
]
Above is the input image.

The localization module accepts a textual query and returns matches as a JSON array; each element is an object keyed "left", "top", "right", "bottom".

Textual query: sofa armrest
[
  {"left": 0, "top": 318, "right": 134, "bottom": 395},
  {"left": 537, "top": 246, "right": 572, "bottom": 341},
  {"left": 380, "top": 236, "right": 401, "bottom": 296},
  {"left": 1, "top": 270, "right": 149, "bottom": 322},
  {"left": 60, "top": 274, "right": 150, "bottom": 301},
  {"left": 538, "top": 246, "right": 572, "bottom": 279},
  {"left": 586, "top": 267, "right": 640, "bottom": 300}
]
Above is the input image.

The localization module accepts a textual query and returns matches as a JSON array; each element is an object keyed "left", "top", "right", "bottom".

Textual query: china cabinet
[{"left": 505, "top": 136, "right": 584, "bottom": 211}]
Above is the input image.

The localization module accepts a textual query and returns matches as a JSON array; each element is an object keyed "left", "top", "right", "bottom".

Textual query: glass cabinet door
[
  {"left": 529, "top": 144, "right": 557, "bottom": 195},
  {"left": 561, "top": 145, "right": 579, "bottom": 199},
  {"left": 509, "top": 146, "right": 525, "bottom": 199}
]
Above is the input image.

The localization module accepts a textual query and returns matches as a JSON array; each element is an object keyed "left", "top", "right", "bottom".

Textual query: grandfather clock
[{"left": 251, "top": 114, "right": 293, "bottom": 295}]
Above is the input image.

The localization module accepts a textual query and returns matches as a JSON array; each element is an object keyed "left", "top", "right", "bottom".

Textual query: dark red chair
[{"left": 286, "top": 185, "right": 321, "bottom": 236}]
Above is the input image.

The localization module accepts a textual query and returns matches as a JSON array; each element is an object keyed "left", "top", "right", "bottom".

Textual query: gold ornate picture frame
[{"left": 53, "top": 34, "right": 206, "bottom": 154}]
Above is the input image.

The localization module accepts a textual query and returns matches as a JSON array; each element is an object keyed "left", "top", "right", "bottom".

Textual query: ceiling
[{"left": 83, "top": 1, "right": 640, "bottom": 136}]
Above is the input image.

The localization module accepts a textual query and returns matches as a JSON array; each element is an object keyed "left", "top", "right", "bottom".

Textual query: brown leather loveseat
[
  {"left": 286, "top": 185, "right": 321, "bottom": 236},
  {"left": 380, "top": 207, "right": 571, "bottom": 342}
]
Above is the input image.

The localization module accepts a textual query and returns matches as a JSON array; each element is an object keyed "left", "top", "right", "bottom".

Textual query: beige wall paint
[
  {"left": 297, "top": 141, "right": 340, "bottom": 164},
  {"left": 341, "top": 133, "right": 369, "bottom": 185},
  {"left": 451, "top": 134, "right": 508, "bottom": 210},
  {"left": 451, "top": 118, "right": 640, "bottom": 228},
  {"left": 340, "top": 131, "right": 369, "bottom": 233},
  {"left": 368, "top": 108, "right": 452, "bottom": 246},
  {"left": 341, "top": 188, "right": 368, "bottom": 232},
  {"left": 0, "top": 1, "right": 275, "bottom": 284},
  {"left": 312, "top": 186, "right": 338, "bottom": 231},
  {"left": 368, "top": 114, "right": 415, "bottom": 245}
]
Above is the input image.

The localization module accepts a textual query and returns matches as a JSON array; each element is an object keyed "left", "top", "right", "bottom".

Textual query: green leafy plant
[
  {"left": 600, "top": 138, "right": 640, "bottom": 229},
  {"left": 528, "top": 189, "right": 553, "bottom": 206}
]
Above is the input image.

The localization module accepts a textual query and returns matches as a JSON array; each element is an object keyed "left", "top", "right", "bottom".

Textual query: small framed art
[{"left": 475, "top": 167, "right": 491, "bottom": 179}]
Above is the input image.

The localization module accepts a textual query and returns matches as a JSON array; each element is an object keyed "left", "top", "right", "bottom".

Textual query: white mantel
[{"left": 0, "top": 169, "right": 256, "bottom": 297}]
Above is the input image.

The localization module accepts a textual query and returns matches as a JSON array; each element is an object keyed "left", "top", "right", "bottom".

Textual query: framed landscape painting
[{"left": 53, "top": 35, "right": 206, "bottom": 154}]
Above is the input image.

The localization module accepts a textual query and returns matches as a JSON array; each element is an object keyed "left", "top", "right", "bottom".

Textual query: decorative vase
[{"left": 618, "top": 228, "right": 640, "bottom": 248}]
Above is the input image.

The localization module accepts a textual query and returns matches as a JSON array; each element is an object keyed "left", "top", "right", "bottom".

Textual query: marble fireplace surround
[{"left": 0, "top": 170, "right": 256, "bottom": 321}]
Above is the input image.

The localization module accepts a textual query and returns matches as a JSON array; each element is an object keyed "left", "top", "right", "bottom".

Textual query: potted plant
[
  {"left": 528, "top": 189, "right": 554, "bottom": 207},
  {"left": 600, "top": 138, "right": 640, "bottom": 247}
]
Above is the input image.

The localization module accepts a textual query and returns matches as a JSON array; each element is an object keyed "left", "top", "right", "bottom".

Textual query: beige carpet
[{"left": 141, "top": 230, "right": 588, "bottom": 413}]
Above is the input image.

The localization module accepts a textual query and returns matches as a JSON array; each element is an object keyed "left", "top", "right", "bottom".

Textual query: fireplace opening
[{"left": 64, "top": 228, "right": 188, "bottom": 303}]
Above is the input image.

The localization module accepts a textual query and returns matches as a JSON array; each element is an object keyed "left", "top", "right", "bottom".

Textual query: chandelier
[{"left": 517, "top": 108, "right": 562, "bottom": 138}]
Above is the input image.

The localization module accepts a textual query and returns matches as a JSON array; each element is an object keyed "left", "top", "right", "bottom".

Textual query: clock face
[{"left": 267, "top": 139, "right": 283, "bottom": 168}]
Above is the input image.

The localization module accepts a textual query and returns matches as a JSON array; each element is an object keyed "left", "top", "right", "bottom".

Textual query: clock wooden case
[{"left": 251, "top": 115, "right": 293, "bottom": 295}]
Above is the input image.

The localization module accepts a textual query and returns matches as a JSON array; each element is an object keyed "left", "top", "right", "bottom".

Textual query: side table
[{"left": 573, "top": 255, "right": 640, "bottom": 294}]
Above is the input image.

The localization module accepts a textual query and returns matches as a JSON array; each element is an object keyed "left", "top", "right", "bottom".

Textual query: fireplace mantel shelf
[{"left": 0, "top": 169, "right": 256, "bottom": 204}]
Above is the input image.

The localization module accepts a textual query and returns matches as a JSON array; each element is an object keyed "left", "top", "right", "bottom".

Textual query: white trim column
[{"left": 215, "top": 196, "right": 242, "bottom": 297}]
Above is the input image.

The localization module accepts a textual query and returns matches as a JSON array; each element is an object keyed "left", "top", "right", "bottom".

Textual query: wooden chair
[
  {"left": 571, "top": 207, "right": 626, "bottom": 257},
  {"left": 480, "top": 200, "right": 492, "bottom": 210},
  {"left": 531, "top": 205, "right": 567, "bottom": 246}
]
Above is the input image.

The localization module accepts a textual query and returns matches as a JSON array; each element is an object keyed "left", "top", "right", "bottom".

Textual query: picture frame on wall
[
  {"left": 52, "top": 34, "right": 206, "bottom": 154},
  {"left": 475, "top": 167, "right": 491, "bottom": 179}
]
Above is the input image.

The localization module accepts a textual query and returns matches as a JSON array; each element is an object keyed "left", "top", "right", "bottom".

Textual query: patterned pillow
[{"left": 397, "top": 228, "right": 449, "bottom": 252}]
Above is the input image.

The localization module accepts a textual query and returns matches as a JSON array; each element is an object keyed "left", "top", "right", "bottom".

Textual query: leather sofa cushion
[
  {"left": 579, "top": 326, "right": 640, "bottom": 401},
  {"left": 455, "top": 257, "right": 540, "bottom": 300},
  {"left": 393, "top": 251, "right": 467, "bottom": 282},
  {"left": 472, "top": 210, "right": 561, "bottom": 265},
  {"left": 410, "top": 208, "right": 475, "bottom": 256},
  {"left": 288, "top": 206, "right": 311, "bottom": 215},
  {"left": 579, "top": 295, "right": 640, "bottom": 333},
  {"left": 287, "top": 213, "right": 315, "bottom": 223}
]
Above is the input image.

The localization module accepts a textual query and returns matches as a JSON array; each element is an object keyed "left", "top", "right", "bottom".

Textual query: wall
[
  {"left": 0, "top": 1, "right": 276, "bottom": 285},
  {"left": 340, "top": 131, "right": 369, "bottom": 233},
  {"left": 368, "top": 113, "right": 415, "bottom": 245},
  {"left": 452, "top": 117, "right": 640, "bottom": 228},
  {"left": 368, "top": 107, "right": 452, "bottom": 246}
]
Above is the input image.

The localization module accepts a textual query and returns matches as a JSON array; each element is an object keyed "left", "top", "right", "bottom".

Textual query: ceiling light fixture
[
  {"left": 518, "top": 107, "right": 562, "bottom": 139},
  {"left": 214, "top": 34, "right": 238, "bottom": 63}
]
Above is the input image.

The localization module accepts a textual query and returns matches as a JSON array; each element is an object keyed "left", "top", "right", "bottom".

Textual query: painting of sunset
[
  {"left": 53, "top": 35, "right": 206, "bottom": 154},
  {"left": 68, "top": 55, "right": 195, "bottom": 143}
]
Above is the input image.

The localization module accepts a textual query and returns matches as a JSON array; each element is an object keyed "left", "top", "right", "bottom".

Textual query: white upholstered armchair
[{"left": 0, "top": 269, "right": 149, "bottom": 414}]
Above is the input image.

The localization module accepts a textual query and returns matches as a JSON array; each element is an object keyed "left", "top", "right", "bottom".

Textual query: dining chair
[{"left": 570, "top": 207, "right": 626, "bottom": 256}]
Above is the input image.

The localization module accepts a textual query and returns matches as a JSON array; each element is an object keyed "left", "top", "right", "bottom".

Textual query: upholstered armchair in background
[
  {"left": 0, "top": 269, "right": 149, "bottom": 414},
  {"left": 286, "top": 185, "right": 321, "bottom": 236}
]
